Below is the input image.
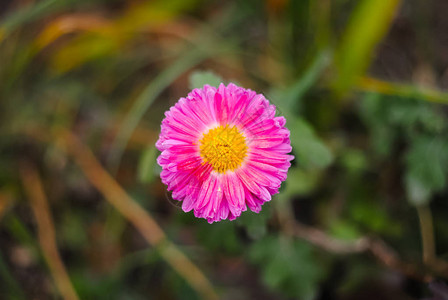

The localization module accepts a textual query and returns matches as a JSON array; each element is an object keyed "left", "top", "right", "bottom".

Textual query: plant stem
[
  {"left": 416, "top": 204, "right": 436, "bottom": 265},
  {"left": 358, "top": 76, "right": 448, "bottom": 104},
  {"left": 20, "top": 162, "right": 80, "bottom": 300}
]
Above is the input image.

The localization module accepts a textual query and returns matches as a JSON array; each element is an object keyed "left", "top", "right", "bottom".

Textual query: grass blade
[
  {"left": 334, "top": 0, "right": 402, "bottom": 96},
  {"left": 0, "top": 0, "right": 71, "bottom": 42}
]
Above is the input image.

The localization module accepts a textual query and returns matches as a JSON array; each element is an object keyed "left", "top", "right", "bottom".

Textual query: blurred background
[{"left": 1, "top": 0, "right": 448, "bottom": 299}]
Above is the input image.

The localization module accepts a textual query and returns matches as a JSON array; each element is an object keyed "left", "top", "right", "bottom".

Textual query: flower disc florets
[{"left": 199, "top": 125, "right": 247, "bottom": 173}]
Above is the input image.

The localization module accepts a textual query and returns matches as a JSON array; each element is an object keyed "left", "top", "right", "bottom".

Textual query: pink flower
[{"left": 156, "top": 83, "right": 294, "bottom": 223}]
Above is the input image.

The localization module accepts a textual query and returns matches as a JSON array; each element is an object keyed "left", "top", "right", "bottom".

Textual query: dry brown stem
[
  {"left": 20, "top": 163, "right": 80, "bottom": 300},
  {"left": 292, "top": 220, "right": 448, "bottom": 281},
  {"left": 417, "top": 204, "right": 436, "bottom": 265}
]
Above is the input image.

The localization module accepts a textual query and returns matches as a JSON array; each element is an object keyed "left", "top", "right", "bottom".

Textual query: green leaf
[
  {"left": 405, "top": 136, "right": 448, "bottom": 205},
  {"left": 249, "top": 235, "right": 323, "bottom": 300},
  {"left": 289, "top": 117, "right": 333, "bottom": 169},
  {"left": 406, "top": 136, "right": 447, "bottom": 191},
  {"left": 138, "top": 145, "right": 158, "bottom": 183},
  {"left": 189, "top": 70, "right": 223, "bottom": 89}
]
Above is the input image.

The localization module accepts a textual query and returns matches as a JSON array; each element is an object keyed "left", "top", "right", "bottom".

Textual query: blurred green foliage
[
  {"left": 1, "top": 0, "right": 448, "bottom": 299},
  {"left": 249, "top": 235, "right": 324, "bottom": 300},
  {"left": 361, "top": 93, "right": 448, "bottom": 206}
]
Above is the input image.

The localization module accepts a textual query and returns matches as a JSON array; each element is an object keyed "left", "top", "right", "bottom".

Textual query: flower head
[{"left": 156, "top": 83, "right": 293, "bottom": 223}]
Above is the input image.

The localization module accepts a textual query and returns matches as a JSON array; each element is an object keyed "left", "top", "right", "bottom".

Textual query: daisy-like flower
[{"left": 156, "top": 83, "right": 293, "bottom": 223}]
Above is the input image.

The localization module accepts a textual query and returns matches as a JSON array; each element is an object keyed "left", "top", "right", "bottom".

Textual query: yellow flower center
[{"left": 199, "top": 125, "right": 247, "bottom": 173}]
